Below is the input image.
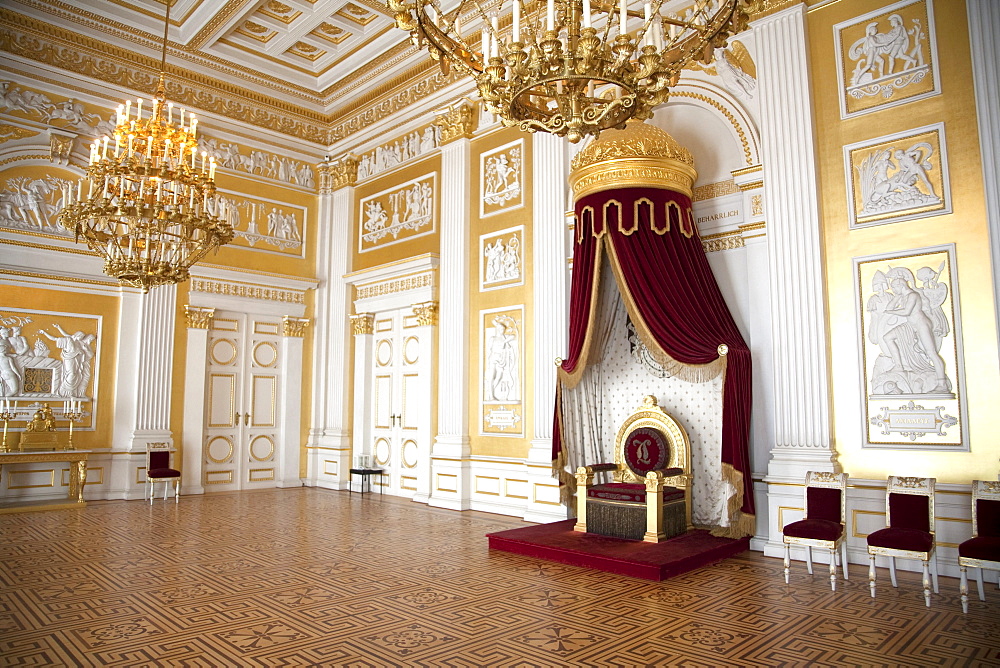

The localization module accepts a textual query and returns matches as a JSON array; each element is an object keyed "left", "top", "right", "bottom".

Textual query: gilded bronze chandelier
[
  {"left": 389, "top": 0, "right": 749, "bottom": 142},
  {"left": 58, "top": 2, "right": 233, "bottom": 292}
]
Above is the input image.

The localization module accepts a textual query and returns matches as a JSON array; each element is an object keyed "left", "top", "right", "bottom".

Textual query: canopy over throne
[{"left": 575, "top": 396, "right": 692, "bottom": 542}]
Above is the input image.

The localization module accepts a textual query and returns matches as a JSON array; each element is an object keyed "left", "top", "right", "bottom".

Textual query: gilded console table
[{"left": 0, "top": 450, "right": 90, "bottom": 513}]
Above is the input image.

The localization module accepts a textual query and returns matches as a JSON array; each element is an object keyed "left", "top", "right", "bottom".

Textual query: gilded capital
[
  {"left": 412, "top": 301, "right": 439, "bottom": 327},
  {"left": 49, "top": 131, "right": 73, "bottom": 165},
  {"left": 184, "top": 305, "right": 216, "bottom": 329},
  {"left": 282, "top": 316, "right": 310, "bottom": 337},
  {"left": 330, "top": 155, "right": 358, "bottom": 189},
  {"left": 435, "top": 101, "right": 476, "bottom": 144},
  {"left": 351, "top": 312, "right": 375, "bottom": 335}
]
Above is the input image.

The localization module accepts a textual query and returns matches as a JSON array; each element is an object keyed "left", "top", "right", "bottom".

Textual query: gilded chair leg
[
  {"left": 783, "top": 544, "right": 790, "bottom": 584},
  {"left": 829, "top": 548, "right": 837, "bottom": 591},
  {"left": 869, "top": 555, "right": 876, "bottom": 598},
  {"left": 174, "top": 480, "right": 180, "bottom": 503},
  {"left": 960, "top": 565, "right": 969, "bottom": 614},
  {"left": 841, "top": 541, "right": 850, "bottom": 580},
  {"left": 930, "top": 553, "right": 939, "bottom": 594},
  {"left": 921, "top": 560, "right": 931, "bottom": 607},
  {"left": 975, "top": 567, "right": 985, "bottom": 601},
  {"left": 805, "top": 546, "right": 813, "bottom": 575},
  {"left": 888, "top": 557, "right": 898, "bottom": 588}
]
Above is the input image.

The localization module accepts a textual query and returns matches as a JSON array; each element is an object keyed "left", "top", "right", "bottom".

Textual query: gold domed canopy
[{"left": 569, "top": 122, "right": 698, "bottom": 201}]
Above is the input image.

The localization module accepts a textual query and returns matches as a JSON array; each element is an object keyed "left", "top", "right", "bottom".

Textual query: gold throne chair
[{"left": 574, "top": 396, "right": 693, "bottom": 543}]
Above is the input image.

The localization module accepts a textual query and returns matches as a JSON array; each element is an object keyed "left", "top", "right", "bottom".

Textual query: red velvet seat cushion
[
  {"left": 587, "top": 483, "right": 685, "bottom": 504},
  {"left": 623, "top": 427, "right": 670, "bottom": 477},
  {"left": 148, "top": 468, "right": 181, "bottom": 479},
  {"left": 958, "top": 536, "right": 1000, "bottom": 561},
  {"left": 958, "top": 535, "right": 1000, "bottom": 561},
  {"left": 783, "top": 518, "right": 843, "bottom": 541},
  {"left": 977, "top": 499, "right": 1000, "bottom": 538},
  {"left": 806, "top": 487, "right": 842, "bottom": 523},
  {"left": 867, "top": 527, "right": 933, "bottom": 552},
  {"left": 888, "top": 493, "right": 931, "bottom": 532}
]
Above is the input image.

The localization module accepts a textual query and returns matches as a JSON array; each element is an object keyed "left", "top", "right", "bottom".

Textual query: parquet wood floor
[{"left": 1, "top": 488, "right": 997, "bottom": 667}]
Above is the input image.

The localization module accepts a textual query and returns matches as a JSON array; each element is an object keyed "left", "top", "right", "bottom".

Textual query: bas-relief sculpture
[
  {"left": 355, "top": 125, "right": 440, "bottom": 181},
  {"left": 856, "top": 245, "right": 965, "bottom": 449},
  {"left": 0, "top": 312, "right": 98, "bottom": 422},
  {"left": 359, "top": 174, "right": 436, "bottom": 252},
  {"left": 835, "top": 0, "right": 938, "bottom": 117},
  {"left": 481, "top": 226, "right": 523, "bottom": 290},
  {"left": 480, "top": 140, "right": 523, "bottom": 217},
  {"left": 211, "top": 196, "right": 304, "bottom": 254},
  {"left": 846, "top": 124, "right": 949, "bottom": 227},
  {"left": 481, "top": 308, "right": 523, "bottom": 436}
]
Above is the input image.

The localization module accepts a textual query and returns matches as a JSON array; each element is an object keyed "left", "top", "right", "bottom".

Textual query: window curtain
[{"left": 554, "top": 186, "right": 754, "bottom": 538}]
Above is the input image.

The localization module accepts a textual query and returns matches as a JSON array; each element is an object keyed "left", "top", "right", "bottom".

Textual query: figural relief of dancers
[{"left": 856, "top": 140, "right": 941, "bottom": 217}]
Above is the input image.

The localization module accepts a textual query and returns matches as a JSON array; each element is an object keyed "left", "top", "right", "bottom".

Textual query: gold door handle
[
  {"left": 244, "top": 413, "right": 251, "bottom": 426},
  {"left": 234, "top": 412, "right": 242, "bottom": 425}
]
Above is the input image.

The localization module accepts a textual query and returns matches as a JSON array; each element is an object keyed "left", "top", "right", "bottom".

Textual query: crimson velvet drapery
[{"left": 554, "top": 186, "right": 754, "bottom": 538}]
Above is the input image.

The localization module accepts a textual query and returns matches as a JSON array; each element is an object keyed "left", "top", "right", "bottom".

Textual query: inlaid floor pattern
[{"left": 1, "top": 488, "right": 997, "bottom": 667}]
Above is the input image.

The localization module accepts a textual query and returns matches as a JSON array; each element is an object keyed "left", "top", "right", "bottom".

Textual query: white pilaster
[
  {"left": 108, "top": 286, "right": 177, "bottom": 500},
  {"left": 305, "top": 180, "right": 353, "bottom": 487},
  {"left": 350, "top": 317, "right": 374, "bottom": 492},
  {"left": 277, "top": 321, "right": 306, "bottom": 488},
  {"left": 967, "top": 0, "right": 1000, "bottom": 349},
  {"left": 524, "top": 132, "right": 571, "bottom": 523},
  {"left": 411, "top": 304, "right": 438, "bottom": 504},
  {"left": 180, "top": 307, "right": 213, "bottom": 496},
  {"left": 429, "top": 136, "right": 472, "bottom": 511},
  {"left": 754, "top": 4, "right": 836, "bottom": 479}
]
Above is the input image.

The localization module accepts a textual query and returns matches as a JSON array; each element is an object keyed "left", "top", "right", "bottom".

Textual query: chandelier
[
  {"left": 389, "top": 0, "right": 749, "bottom": 142},
  {"left": 58, "top": 2, "right": 233, "bottom": 292}
]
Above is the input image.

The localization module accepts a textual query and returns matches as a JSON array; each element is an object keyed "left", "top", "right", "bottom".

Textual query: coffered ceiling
[{"left": 1, "top": 0, "right": 436, "bottom": 139}]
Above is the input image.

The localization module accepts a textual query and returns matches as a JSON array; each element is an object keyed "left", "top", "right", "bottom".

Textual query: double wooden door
[{"left": 203, "top": 312, "right": 281, "bottom": 491}]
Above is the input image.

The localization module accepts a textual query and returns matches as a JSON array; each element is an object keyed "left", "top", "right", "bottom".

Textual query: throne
[{"left": 574, "top": 395, "right": 693, "bottom": 542}]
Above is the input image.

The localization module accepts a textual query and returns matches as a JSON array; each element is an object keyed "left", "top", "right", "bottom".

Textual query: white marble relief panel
[
  {"left": 855, "top": 244, "right": 967, "bottom": 450},
  {"left": 0, "top": 309, "right": 101, "bottom": 428},
  {"left": 480, "top": 306, "right": 523, "bottom": 437},
  {"left": 480, "top": 139, "right": 524, "bottom": 218},
  {"left": 0, "top": 172, "right": 77, "bottom": 236},
  {"left": 834, "top": 0, "right": 939, "bottom": 118},
  {"left": 358, "top": 173, "right": 436, "bottom": 253},
  {"left": 480, "top": 225, "right": 524, "bottom": 292},
  {"left": 845, "top": 123, "right": 950, "bottom": 228},
  {"left": 355, "top": 125, "right": 440, "bottom": 181},
  {"left": 213, "top": 190, "right": 306, "bottom": 257}
]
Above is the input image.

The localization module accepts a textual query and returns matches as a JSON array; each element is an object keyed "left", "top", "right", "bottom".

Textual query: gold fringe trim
[
  {"left": 604, "top": 238, "right": 728, "bottom": 384},
  {"left": 553, "top": 383, "right": 576, "bottom": 508},
  {"left": 709, "top": 462, "right": 755, "bottom": 539}
]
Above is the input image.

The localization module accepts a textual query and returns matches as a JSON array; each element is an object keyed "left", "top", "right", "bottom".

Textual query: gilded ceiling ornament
[{"left": 48, "top": 132, "right": 72, "bottom": 165}]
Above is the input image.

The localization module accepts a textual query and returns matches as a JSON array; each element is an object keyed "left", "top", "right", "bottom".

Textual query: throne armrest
[{"left": 586, "top": 463, "right": 619, "bottom": 473}]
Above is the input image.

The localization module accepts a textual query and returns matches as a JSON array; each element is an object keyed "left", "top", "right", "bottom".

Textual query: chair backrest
[
  {"left": 613, "top": 395, "right": 690, "bottom": 485},
  {"left": 803, "top": 471, "right": 847, "bottom": 524},
  {"left": 146, "top": 442, "right": 174, "bottom": 471},
  {"left": 886, "top": 476, "right": 935, "bottom": 534},
  {"left": 972, "top": 480, "right": 1000, "bottom": 538}
]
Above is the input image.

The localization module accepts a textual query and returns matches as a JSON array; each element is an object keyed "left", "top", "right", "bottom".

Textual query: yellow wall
[{"left": 810, "top": 0, "right": 999, "bottom": 481}]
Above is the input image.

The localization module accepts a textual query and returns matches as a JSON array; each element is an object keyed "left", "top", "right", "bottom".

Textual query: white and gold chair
[
  {"left": 959, "top": 480, "right": 1000, "bottom": 613},
  {"left": 782, "top": 471, "right": 849, "bottom": 591},
  {"left": 574, "top": 395, "right": 692, "bottom": 543},
  {"left": 146, "top": 443, "right": 181, "bottom": 504},
  {"left": 867, "top": 476, "right": 938, "bottom": 607}
]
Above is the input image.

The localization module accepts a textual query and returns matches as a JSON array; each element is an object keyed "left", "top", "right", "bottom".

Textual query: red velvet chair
[
  {"left": 867, "top": 476, "right": 938, "bottom": 607},
  {"left": 782, "top": 471, "right": 849, "bottom": 591},
  {"left": 574, "top": 396, "right": 692, "bottom": 543},
  {"left": 959, "top": 480, "right": 1000, "bottom": 613},
  {"left": 146, "top": 442, "right": 181, "bottom": 504}
]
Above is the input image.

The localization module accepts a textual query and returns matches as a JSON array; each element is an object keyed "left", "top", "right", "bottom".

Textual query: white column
[
  {"left": 305, "top": 174, "right": 353, "bottom": 487},
  {"left": 755, "top": 4, "right": 836, "bottom": 478},
  {"left": 755, "top": 3, "right": 838, "bottom": 558},
  {"left": 429, "top": 135, "right": 472, "bottom": 510},
  {"left": 108, "top": 285, "right": 177, "bottom": 500},
  {"left": 524, "top": 132, "right": 571, "bottom": 522},
  {"left": 277, "top": 318, "right": 307, "bottom": 488},
  {"left": 967, "top": 0, "right": 1000, "bottom": 348},
  {"left": 180, "top": 306, "right": 214, "bottom": 496}
]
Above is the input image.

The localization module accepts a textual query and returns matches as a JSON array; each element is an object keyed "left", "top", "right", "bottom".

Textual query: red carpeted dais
[{"left": 487, "top": 519, "right": 749, "bottom": 581}]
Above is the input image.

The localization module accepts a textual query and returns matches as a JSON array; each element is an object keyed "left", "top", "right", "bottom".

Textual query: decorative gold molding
[
  {"left": 412, "top": 301, "right": 439, "bottom": 326},
  {"left": 731, "top": 164, "right": 762, "bottom": 177},
  {"left": 751, "top": 194, "right": 763, "bottom": 216},
  {"left": 670, "top": 90, "right": 752, "bottom": 165},
  {"left": 188, "top": 278, "right": 306, "bottom": 304},
  {"left": 330, "top": 155, "right": 358, "bottom": 189},
  {"left": 0, "top": 268, "right": 115, "bottom": 286},
  {"left": 701, "top": 230, "right": 746, "bottom": 253},
  {"left": 351, "top": 313, "right": 375, "bottom": 335},
  {"left": 0, "top": 124, "right": 38, "bottom": 141},
  {"left": 282, "top": 316, "right": 310, "bottom": 337},
  {"left": 0, "top": 153, "right": 50, "bottom": 167},
  {"left": 748, "top": 0, "right": 803, "bottom": 20},
  {"left": 435, "top": 100, "right": 476, "bottom": 144},
  {"left": 0, "top": 237, "right": 94, "bottom": 256},
  {"left": 184, "top": 306, "right": 216, "bottom": 329},
  {"left": 48, "top": 132, "right": 73, "bottom": 164},
  {"left": 692, "top": 179, "right": 739, "bottom": 201},
  {"left": 355, "top": 272, "right": 435, "bottom": 300},
  {"left": 737, "top": 179, "right": 764, "bottom": 192}
]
